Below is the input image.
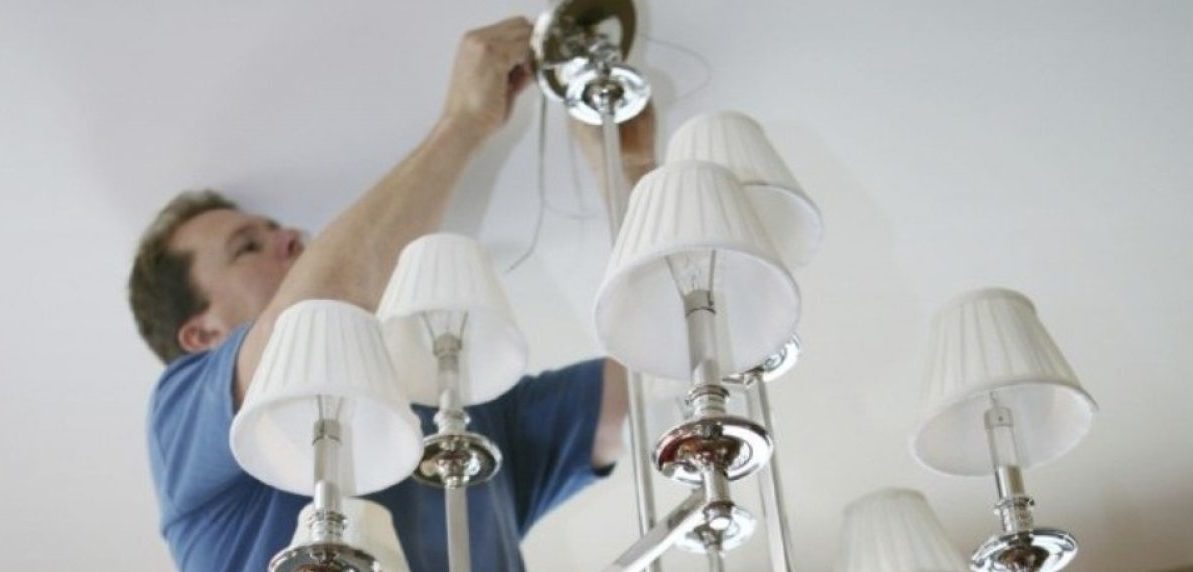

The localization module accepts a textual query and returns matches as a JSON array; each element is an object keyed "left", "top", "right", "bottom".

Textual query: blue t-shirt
[{"left": 147, "top": 325, "right": 611, "bottom": 572}]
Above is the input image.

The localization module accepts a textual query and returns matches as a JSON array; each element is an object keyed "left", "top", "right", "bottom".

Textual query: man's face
[{"left": 170, "top": 208, "right": 305, "bottom": 348}]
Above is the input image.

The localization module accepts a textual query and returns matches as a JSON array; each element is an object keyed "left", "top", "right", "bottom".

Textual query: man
[{"left": 129, "top": 16, "right": 657, "bottom": 572}]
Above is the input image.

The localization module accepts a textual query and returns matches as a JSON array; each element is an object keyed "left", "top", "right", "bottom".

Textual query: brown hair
[{"left": 128, "top": 190, "right": 238, "bottom": 363}]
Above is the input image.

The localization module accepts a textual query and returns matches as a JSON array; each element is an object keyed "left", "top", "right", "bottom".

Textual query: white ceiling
[{"left": 2, "top": 0, "right": 1191, "bottom": 570}]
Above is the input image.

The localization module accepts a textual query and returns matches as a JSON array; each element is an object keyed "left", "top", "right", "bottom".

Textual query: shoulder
[
  {"left": 152, "top": 350, "right": 215, "bottom": 403},
  {"left": 148, "top": 325, "right": 251, "bottom": 433},
  {"left": 145, "top": 324, "right": 258, "bottom": 532}
]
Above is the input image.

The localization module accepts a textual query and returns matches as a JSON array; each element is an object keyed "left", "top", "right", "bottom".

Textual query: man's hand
[
  {"left": 441, "top": 17, "right": 534, "bottom": 137},
  {"left": 570, "top": 103, "right": 659, "bottom": 185}
]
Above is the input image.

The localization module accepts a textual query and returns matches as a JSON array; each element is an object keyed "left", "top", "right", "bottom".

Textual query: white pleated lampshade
[
  {"left": 912, "top": 288, "right": 1098, "bottom": 476},
  {"left": 230, "top": 300, "right": 423, "bottom": 496},
  {"left": 666, "top": 111, "right": 823, "bottom": 269},
  {"left": 594, "top": 160, "right": 801, "bottom": 380},
  {"left": 290, "top": 498, "right": 411, "bottom": 571},
  {"left": 377, "top": 233, "right": 528, "bottom": 406},
  {"left": 836, "top": 488, "right": 968, "bottom": 572}
]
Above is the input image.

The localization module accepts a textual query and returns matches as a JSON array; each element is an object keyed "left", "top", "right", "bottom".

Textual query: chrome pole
[
  {"left": 598, "top": 94, "right": 662, "bottom": 572},
  {"left": 626, "top": 372, "right": 658, "bottom": 556},
  {"left": 984, "top": 398, "right": 1034, "bottom": 534},
  {"left": 970, "top": 395, "right": 1079, "bottom": 571},
  {"left": 682, "top": 288, "right": 737, "bottom": 537},
  {"left": 435, "top": 335, "right": 472, "bottom": 572},
  {"left": 311, "top": 416, "right": 346, "bottom": 544},
  {"left": 312, "top": 418, "right": 342, "bottom": 513},
  {"left": 599, "top": 102, "right": 627, "bottom": 234},
  {"left": 746, "top": 379, "right": 796, "bottom": 572},
  {"left": 445, "top": 486, "right": 471, "bottom": 572},
  {"left": 705, "top": 548, "right": 725, "bottom": 572}
]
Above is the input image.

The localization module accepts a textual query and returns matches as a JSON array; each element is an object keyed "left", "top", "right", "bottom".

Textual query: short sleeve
[
  {"left": 499, "top": 359, "right": 612, "bottom": 532},
  {"left": 147, "top": 324, "right": 252, "bottom": 530}
]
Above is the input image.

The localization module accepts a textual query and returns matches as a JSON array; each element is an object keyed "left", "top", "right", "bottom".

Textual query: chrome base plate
[
  {"left": 675, "top": 505, "right": 757, "bottom": 554},
  {"left": 413, "top": 432, "right": 502, "bottom": 488},
  {"left": 971, "top": 528, "right": 1078, "bottom": 572},
  {"left": 563, "top": 63, "right": 650, "bottom": 125},
  {"left": 531, "top": 0, "right": 650, "bottom": 125},
  {"left": 269, "top": 542, "right": 380, "bottom": 572},
  {"left": 724, "top": 336, "right": 801, "bottom": 386},
  {"left": 653, "top": 415, "right": 773, "bottom": 484}
]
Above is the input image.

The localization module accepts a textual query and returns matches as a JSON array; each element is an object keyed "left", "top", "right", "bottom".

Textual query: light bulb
[
  {"left": 316, "top": 395, "right": 345, "bottom": 422},
  {"left": 666, "top": 249, "right": 718, "bottom": 296},
  {"left": 666, "top": 248, "right": 725, "bottom": 392}
]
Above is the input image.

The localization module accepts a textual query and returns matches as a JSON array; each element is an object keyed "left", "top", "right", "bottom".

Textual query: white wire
[
  {"left": 503, "top": 33, "right": 713, "bottom": 274},
  {"left": 637, "top": 33, "right": 713, "bottom": 103},
  {"left": 504, "top": 93, "right": 551, "bottom": 274},
  {"left": 547, "top": 128, "right": 601, "bottom": 220}
]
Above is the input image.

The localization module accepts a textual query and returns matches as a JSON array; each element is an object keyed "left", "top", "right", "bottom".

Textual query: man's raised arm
[{"left": 235, "top": 17, "right": 534, "bottom": 405}]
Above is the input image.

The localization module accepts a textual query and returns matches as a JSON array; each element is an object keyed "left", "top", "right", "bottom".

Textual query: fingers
[
  {"left": 489, "top": 21, "right": 533, "bottom": 69},
  {"left": 483, "top": 16, "right": 533, "bottom": 40},
  {"left": 441, "top": 16, "right": 537, "bottom": 135},
  {"left": 466, "top": 16, "right": 532, "bottom": 49},
  {"left": 460, "top": 17, "right": 533, "bottom": 74}
]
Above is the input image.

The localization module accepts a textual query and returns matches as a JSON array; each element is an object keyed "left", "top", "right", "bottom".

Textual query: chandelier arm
[
  {"left": 445, "top": 485, "right": 472, "bottom": 572},
  {"left": 603, "top": 490, "right": 707, "bottom": 572},
  {"left": 748, "top": 379, "right": 797, "bottom": 572},
  {"left": 626, "top": 375, "right": 661, "bottom": 568},
  {"left": 705, "top": 548, "right": 725, "bottom": 572},
  {"left": 599, "top": 102, "right": 627, "bottom": 238},
  {"left": 311, "top": 419, "right": 345, "bottom": 541},
  {"left": 594, "top": 64, "right": 664, "bottom": 572}
]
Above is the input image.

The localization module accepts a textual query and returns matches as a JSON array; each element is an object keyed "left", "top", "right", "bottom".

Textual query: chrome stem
[
  {"left": 700, "top": 464, "right": 734, "bottom": 533},
  {"left": 434, "top": 334, "right": 473, "bottom": 572},
  {"left": 434, "top": 334, "right": 467, "bottom": 435},
  {"left": 705, "top": 546, "right": 726, "bottom": 572},
  {"left": 627, "top": 369, "right": 660, "bottom": 566},
  {"left": 683, "top": 290, "right": 726, "bottom": 418},
  {"left": 446, "top": 486, "right": 471, "bottom": 572},
  {"left": 311, "top": 418, "right": 345, "bottom": 543},
  {"left": 984, "top": 401, "right": 1035, "bottom": 534},
  {"left": 747, "top": 377, "right": 797, "bottom": 572},
  {"left": 597, "top": 89, "right": 662, "bottom": 572},
  {"left": 598, "top": 90, "right": 627, "bottom": 240},
  {"left": 682, "top": 288, "right": 745, "bottom": 572}
]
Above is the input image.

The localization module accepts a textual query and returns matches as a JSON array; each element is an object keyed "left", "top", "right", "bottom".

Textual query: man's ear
[{"left": 178, "top": 312, "right": 228, "bottom": 354}]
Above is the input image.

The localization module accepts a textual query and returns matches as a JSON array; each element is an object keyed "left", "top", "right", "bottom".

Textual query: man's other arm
[{"left": 235, "top": 17, "right": 535, "bottom": 405}]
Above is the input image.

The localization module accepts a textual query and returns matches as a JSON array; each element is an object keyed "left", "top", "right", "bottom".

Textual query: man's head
[{"left": 128, "top": 191, "right": 304, "bottom": 363}]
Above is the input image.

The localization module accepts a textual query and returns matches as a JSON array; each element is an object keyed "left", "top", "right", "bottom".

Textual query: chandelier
[{"left": 225, "top": 0, "right": 1098, "bottom": 570}]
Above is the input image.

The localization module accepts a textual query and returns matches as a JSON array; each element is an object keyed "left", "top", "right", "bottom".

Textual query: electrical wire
[
  {"left": 549, "top": 126, "right": 602, "bottom": 220},
  {"left": 503, "top": 33, "right": 713, "bottom": 275},
  {"left": 504, "top": 93, "right": 551, "bottom": 273},
  {"left": 637, "top": 32, "right": 713, "bottom": 104}
]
